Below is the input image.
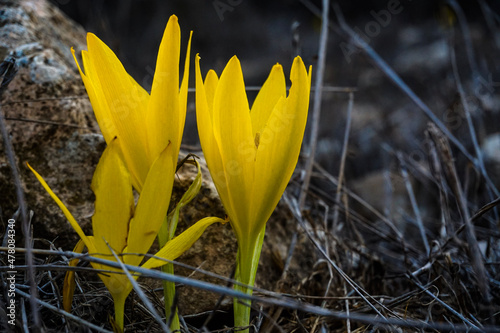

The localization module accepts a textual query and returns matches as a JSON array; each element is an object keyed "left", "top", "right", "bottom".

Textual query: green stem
[
  {"left": 233, "top": 227, "right": 266, "bottom": 333},
  {"left": 158, "top": 217, "right": 180, "bottom": 332},
  {"left": 162, "top": 263, "right": 180, "bottom": 331},
  {"left": 113, "top": 292, "right": 126, "bottom": 332}
]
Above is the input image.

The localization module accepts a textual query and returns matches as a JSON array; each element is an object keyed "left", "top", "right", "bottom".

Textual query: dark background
[{"left": 50, "top": 0, "right": 500, "bottom": 180}]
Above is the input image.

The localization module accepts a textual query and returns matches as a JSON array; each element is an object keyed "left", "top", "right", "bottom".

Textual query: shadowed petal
[
  {"left": 91, "top": 139, "right": 134, "bottom": 255},
  {"left": 123, "top": 144, "right": 175, "bottom": 266},
  {"left": 28, "top": 163, "right": 96, "bottom": 253}
]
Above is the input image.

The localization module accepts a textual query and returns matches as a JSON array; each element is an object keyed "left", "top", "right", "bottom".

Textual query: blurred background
[{"left": 50, "top": 0, "right": 500, "bottom": 183}]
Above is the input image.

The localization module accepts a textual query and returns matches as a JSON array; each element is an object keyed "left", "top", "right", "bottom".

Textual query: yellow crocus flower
[
  {"left": 28, "top": 140, "right": 225, "bottom": 331},
  {"left": 72, "top": 15, "right": 191, "bottom": 192},
  {"left": 195, "top": 54, "right": 311, "bottom": 331}
]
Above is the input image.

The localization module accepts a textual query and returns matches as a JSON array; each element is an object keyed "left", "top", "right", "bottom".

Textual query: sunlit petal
[
  {"left": 250, "top": 63, "right": 286, "bottom": 137},
  {"left": 86, "top": 33, "right": 150, "bottom": 191},
  {"left": 212, "top": 56, "right": 255, "bottom": 235},
  {"left": 195, "top": 56, "right": 237, "bottom": 232},
  {"left": 251, "top": 57, "right": 310, "bottom": 230},
  {"left": 178, "top": 29, "right": 193, "bottom": 156},
  {"left": 72, "top": 48, "right": 117, "bottom": 143},
  {"left": 142, "top": 217, "right": 228, "bottom": 269},
  {"left": 147, "top": 15, "right": 181, "bottom": 162},
  {"left": 204, "top": 69, "right": 218, "bottom": 109}
]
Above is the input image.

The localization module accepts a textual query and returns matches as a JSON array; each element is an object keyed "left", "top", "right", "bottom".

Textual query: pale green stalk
[
  {"left": 233, "top": 227, "right": 266, "bottom": 332},
  {"left": 158, "top": 160, "right": 202, "bottom": 331},
  {"left": 158, "top": 217, "right": 180, "bottom": 331}
]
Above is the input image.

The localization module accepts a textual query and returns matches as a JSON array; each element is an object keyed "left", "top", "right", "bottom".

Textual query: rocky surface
[
  {"left": 0, "top": 0, "right": 100, "bottom": 246},
  {"left": 0, "top": 0, "right": 308, "bottom": 319}
]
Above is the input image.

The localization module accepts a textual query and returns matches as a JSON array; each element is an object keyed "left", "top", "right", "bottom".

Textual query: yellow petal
[
  {"left": 212, "top": 56, "right": 255, "bottom": 235},
  {"left": 178, "top": 29, "right": 193, "bottom": 156},
  {"left": 123, "top": 144, "right": 176, "bottom": 266},
  {"left": 196, "top": 56, "right": 244, "bottom": 239},
  {"left": 204, "top": 69, "right": 218, "bottom": 109},
  {"left": 72, "top": 48, "right": 117, "bottom": 143},
  {"left": 250, "top": 64, "right": 286, "bottom": 137},
  {"left": 86, "top": 33, "right": 150, "bottom": 191},
  {"left": 91, "top": 139, "right": 134, "bottom": 255},
  {"left": 27, "top": 163, "right": 95, "bottom": 253},
  {"left": 63, "top": 239, "right": 86, "bottom": 313},
  {"left": 142, "top": 217, "right": 227, "bottom": 269},
  {"left": 250, "top": 56, "right": 311, "bottom": 233},
  {"left": 146, "top": 15, "right": 181, "bottom": 161}
]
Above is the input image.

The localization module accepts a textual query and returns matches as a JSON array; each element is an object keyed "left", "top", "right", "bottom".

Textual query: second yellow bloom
[{"left": 196, "top": 54, "right": 311, "bottom": 330}]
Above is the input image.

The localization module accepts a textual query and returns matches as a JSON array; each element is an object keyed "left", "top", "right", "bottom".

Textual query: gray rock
[{"left": 0, "top": 0, "right": 99, "bottom": 247}]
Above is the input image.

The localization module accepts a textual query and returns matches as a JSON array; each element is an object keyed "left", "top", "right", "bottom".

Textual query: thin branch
[
  {"left": 407, "top": 272, "right": 482, "bottom": 331},
  {"left": 332, "top": 91, "right": 354, "bottom": 231},
  {"left": 0, "top": 58, "right": 41, "bottom": 330},
  {"left": 107, "top": 244, "right": 170, "bottom": 332},
  {"left": 15, "top": 288, "right": 113, "bottom": 332},
  {"left": 299, "top": 0, "right": 330, "bottom": 210},
  {"left": 471, "top": 197, "right": 500, "bottom": 222},
  {"left": 449, "top": 27, "right": 500, "bottom": 209},
  {"left": 397, "top": 152, "right": 430, "bottom": 255},
  {"left": 331, "top": 4, "right": 476, "bottom": 164},
  {"left": 4, "top": 117, "right": 95, "bottom": 130},
  {"left": 446, "top": 0, "right": 481, "bottom": 92},
  {"left": 5, "top": 247, "right": 499, "bottom": 332},
  {"left": 427, "top": 123, "right": 491, "bottom": 302}
]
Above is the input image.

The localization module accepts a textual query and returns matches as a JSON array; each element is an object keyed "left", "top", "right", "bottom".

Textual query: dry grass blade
[
  {"left": 448, "top": 21, "right": 500, "bottom": 204},
  {"left": 397, "top": 152, "right": 430, "bottom": 255},
  {"left": 406, "top": 272, "right": 482, "bottom": 331},
  {"left": 106, "top": 244, "right": 171, "bottom": 332},
  {"left": 426, "top": 123, "right": 491, "bottom": 302},
  {"left": 3, "top": 246, "right": 500, "bottom": 331},
  {"left": 15, "top": 288, "right": 113, "bottom": 332},
  {"left": 426, "top": 129, "right": 455, "bottom": 238},
  {"left": 332, "top": 91, "right": 354, "bottom": 231},
  {"left": 331, "top": 3, "right": 476, "bottom": 165},
  {"left": 446, "top": 0, "right": 481, "bottom": 91},
  {"left": 0, "top": 57, "right": 41, "bottom": 331},
  {"left": 283, "top": 194, "right": 399, "bottom": 328},
  {"left": 471, "top": 197, "right": 500, "bottom": 222},
  {"left": 299, "top": 0, "right": 330, "bottom": 211}
]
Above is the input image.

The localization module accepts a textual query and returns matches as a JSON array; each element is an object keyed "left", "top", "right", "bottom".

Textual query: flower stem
[
  {"left": 233, "top": 227, "right": 266, "bottom": 332},
  {"left": 162, "top": 263, "right": 180, "bottom": 330},
  {"left": 113, "top": 292, "right": 126, "bottom": 332},
  {"left": 158, "top": 216, "right": 180, "bottom": 331}
]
